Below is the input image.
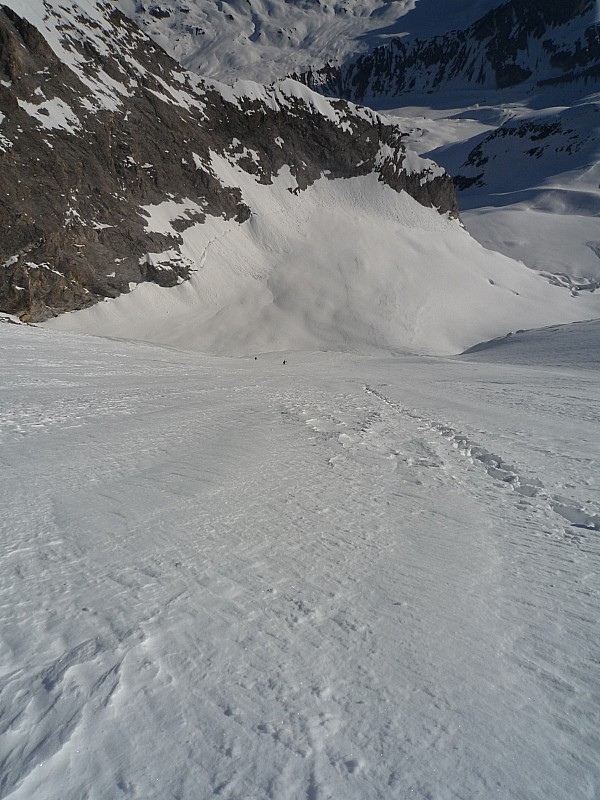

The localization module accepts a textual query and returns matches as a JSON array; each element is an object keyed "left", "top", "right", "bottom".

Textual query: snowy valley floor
[{"left": 1, "top": 324, "right": 599, "bottom": 799}]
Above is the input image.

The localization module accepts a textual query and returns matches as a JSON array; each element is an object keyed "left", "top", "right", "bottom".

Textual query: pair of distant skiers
[{"left": 253, "top": 356, "right": 286, "bottom": 364}]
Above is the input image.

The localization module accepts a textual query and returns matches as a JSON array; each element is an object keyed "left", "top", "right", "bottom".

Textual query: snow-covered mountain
[
  {"left": 115, "top": 0, "right": 412, "bottom": 85},
  {"left": 114, "top": 0, "right": 600, "bottom": 96},
  {"left": 446, "top": 96, "right": 600, "bottom": 283},
  {"left": 303, "top": 0, "right": 599, "bottom": 99},
  {"left": 4, "top": 0, "right": 597, "bottom": 355},
  {"left": 109, "top": 0, "right": 600, "bottom": 291},
  {"left": 44, "top": 168, "right": 600, "bottom": 356},
  {"left": 114, "top": 0, "right": 516, "bottom": 87},
  {"left": 286, "top": 0, "right": 600, "bottom": 290},
  {"left": 0, "top": 0, "right": 456, "bottom": 323}
]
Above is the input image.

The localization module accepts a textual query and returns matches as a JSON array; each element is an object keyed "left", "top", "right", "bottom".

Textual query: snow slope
[
  {"left": 43, "top": 168, "right": 600, "bottom": 356},
  {"left": 1, "top": 322, "right": 599, "bottom": 799},
  {"left": 462, "top": 318, "right": 600, "bottom": 369}
]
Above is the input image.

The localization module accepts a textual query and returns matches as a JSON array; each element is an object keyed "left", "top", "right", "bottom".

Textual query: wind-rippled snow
[{"left": 1, "top": 323, "right": 599, "bottom": 799}]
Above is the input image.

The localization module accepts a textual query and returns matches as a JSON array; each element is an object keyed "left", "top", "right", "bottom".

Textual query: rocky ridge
[
  {"left": 0, "top": 0, "right": 457, "bottom": 322},
  {"left": 297, "top": 0, "right": 599, "bottom": 101}
]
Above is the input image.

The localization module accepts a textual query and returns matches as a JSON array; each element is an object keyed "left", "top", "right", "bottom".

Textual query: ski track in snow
[
  {"left": 1, "top": 327, "right": 599, "bottom": 799},
  {"left": 364, "top": 385, "right": 600, "bottom": 533}
]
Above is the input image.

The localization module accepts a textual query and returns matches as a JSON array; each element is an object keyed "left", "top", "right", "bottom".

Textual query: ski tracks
[
  {"left": 270, "top": 380, "right": 600, "bottom": 799},
  {"left": 364, "top": 384, "right": 600, "bottom": 534},
  {"left": 1, "top": 334, "right": 599, "bottom": 800}
]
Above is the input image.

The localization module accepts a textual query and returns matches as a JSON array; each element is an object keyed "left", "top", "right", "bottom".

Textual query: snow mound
[{"left": 461, "top": 319, "right": 600, "bottom": 370}]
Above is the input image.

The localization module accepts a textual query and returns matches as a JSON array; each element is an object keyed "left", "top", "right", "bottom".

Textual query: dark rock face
[
  {"left": 297, "top": 0, "right": 599, "bottom": 101},
  {"left": 0, "top": 2, "right": 457, "bottom": 321}
]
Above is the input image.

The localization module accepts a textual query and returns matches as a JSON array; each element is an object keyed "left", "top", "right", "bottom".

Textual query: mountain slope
[
  {"left": 0, "top": 0, "right": 455, "bottom": 323},
  {"left": 44, "top": 167, "right": 600, "bottom": 356},
  {"left": 2, "top": 0, "right": 598, "bottom": 355},
  {"left": 110, "top": 0, "right": 600, "bottom": 293},
  {"left": 284, "top": 0, "right": 600, "bottom": 290},
  {"left": 304, "top": 0, "right": 599, "bottom": 100},
  {"left": 2, "top": 323, "right": 599, "bottom": 799}
]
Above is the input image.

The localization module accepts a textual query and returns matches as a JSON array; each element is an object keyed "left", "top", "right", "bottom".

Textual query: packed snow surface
[{"left": 1, "top": 322, "right": 599, "bottom": 799}]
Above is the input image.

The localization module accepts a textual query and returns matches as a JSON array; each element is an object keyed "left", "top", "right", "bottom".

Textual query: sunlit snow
[
  {"left": 1, "top": 321, "right": 599, "bottom": 799},
  {"left": 43, "top": 171, "right": 600, "bottom": 356}
]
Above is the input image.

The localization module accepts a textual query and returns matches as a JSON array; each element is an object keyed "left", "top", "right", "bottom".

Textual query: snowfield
[{"left": 1, "top": 322, "right": 599, "bottom": 799}]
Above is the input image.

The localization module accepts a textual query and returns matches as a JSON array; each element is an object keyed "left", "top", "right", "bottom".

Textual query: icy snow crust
[
  {"left": 1, "top": 322, "right": 599, "bottom": 799},
  {"left": 45, "top": 169, "right": 600, "bottom": 356}
]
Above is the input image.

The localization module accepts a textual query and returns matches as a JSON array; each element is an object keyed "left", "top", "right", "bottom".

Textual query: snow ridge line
[{"left": 363, "top": 385, "right": 600, "bottom": 533}]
